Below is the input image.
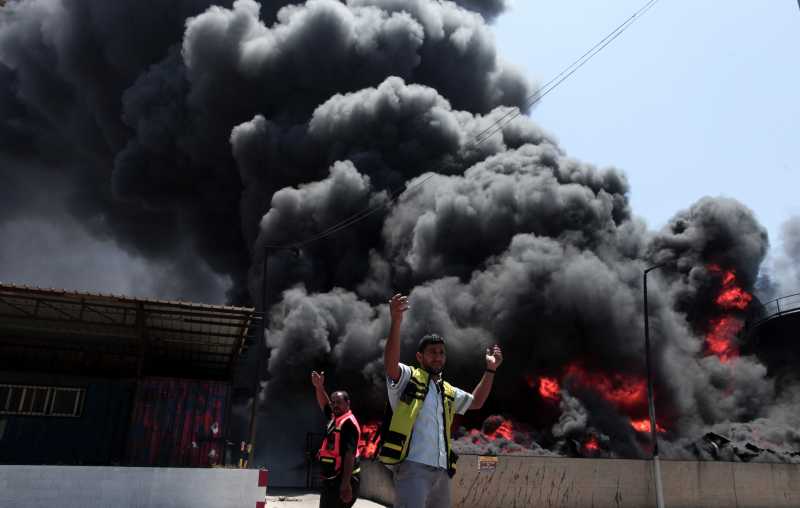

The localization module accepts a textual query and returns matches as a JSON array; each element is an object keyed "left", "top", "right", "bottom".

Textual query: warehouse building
[{"left": 0, "top": 283, "right": 259, "bottom": 467}]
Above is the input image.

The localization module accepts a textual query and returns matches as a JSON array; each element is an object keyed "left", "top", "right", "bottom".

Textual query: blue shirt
[{"left": 387, "top": 363, "right": 473, "bottom": 469}]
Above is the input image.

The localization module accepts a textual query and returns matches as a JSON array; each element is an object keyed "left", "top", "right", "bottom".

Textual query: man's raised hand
[
  {"left": 389, "top": 294, "right": 409, "bottom": 323},
  {"left": 485, "top": 345, "right": 503, "bottom": 371},
  {"left": 311, "top": 370, "right": 325, "bottom": 389}
]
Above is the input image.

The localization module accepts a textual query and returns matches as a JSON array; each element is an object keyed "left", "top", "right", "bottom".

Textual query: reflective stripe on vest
[
  {"left": 378, "top": 367, "right": 457, "bottom": 473},
  {"left": 318, "top": 410, "right": 361, "bottom": 479}
]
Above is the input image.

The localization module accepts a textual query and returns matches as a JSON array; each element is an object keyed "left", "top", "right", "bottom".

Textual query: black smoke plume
[{"left": 1, "top": 0, "right": 796, "bottom": 485}]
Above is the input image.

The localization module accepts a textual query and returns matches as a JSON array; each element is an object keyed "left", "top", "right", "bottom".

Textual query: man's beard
[{"left": 423, "top": 365, "right": 443, "bottom": 376}]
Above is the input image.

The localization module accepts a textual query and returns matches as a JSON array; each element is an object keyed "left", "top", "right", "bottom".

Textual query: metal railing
[{"left": 748, "top": 291, "right": 800, "bottom": 329}]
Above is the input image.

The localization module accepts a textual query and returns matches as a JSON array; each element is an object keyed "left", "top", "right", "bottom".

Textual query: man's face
[
  {"left": 416, "top": 343, "right": 446, "bottom": 374},
  {"left": 330, "top": 392, "right": 350, "bottom": 417}
]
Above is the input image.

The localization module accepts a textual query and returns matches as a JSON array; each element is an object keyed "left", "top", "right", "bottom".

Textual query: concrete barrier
[
  {"left": 359, "top": 459, "right": 396, "bottom": 506},
  {"left": 0, "top": 466, "right": 266, "bottom": 508},
  {"left": 360, "top": 456, "right": 800, "bottom": 507}
]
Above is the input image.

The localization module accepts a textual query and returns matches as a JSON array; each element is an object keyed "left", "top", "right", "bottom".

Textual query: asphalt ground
[{"left": 265, "top": 488, "right": 388, "bottom": 508}]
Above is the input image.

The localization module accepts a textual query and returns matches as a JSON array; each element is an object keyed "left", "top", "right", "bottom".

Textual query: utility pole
[
  {"left": 246, "top": 249, "right": 270, "bottom": 462},
  {"left": 644, "top": 263, "right": 667, "bottom": 508},
  {"left": 245, "top": 246, "right": 299, "bottom": 465}
]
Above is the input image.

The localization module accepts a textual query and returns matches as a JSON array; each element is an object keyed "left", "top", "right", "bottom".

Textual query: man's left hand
[
  {"left": 340, "top": 480, "right": 353, "bottom": 504},
  {"left": 486, "top": 344, "right": 503, "bottom": 370}
]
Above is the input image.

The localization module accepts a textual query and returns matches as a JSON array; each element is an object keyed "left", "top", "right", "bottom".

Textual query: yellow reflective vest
[{"left": 378, "top": 367, "right": 459, "bottom": 476}]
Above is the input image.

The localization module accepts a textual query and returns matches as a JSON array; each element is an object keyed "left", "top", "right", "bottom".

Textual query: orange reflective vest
[{"left": 318, "top": 410, "right": 361, "bottom": 479}]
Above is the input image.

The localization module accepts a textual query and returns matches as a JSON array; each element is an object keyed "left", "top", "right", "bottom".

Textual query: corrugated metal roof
[
  {"left": 0, "top": 283, "right": 261, "bottom": 380},
  {"left": 0, "top": 282, "right": 252, "bottom": 312}
]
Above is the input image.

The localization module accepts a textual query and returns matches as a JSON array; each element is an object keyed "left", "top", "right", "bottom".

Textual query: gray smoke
[
  {"left": 2, "top": 0, "right": 796, "bottom": 484},
  {"left": 756, "top": 216, "right": 800, "bottom": 302}
]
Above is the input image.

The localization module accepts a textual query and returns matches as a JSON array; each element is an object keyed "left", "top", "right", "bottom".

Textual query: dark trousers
[{"left": 319, "top": 475, "right": 360, "bottom": 508}]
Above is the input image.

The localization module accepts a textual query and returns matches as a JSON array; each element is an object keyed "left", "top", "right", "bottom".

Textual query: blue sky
[{"left": 493, "top": 0, "right": 799, "bottom": 254}]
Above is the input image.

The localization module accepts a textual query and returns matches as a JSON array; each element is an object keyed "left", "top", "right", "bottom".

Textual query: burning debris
[
  {"left": 691, "top": 431, "right": 800, "bottom": 464},
  {"left": 0, "top": 0, "right": 796, "bottom": 480},
  {"left": 451, "top": 415, "right": 556, "bottom": 457}
]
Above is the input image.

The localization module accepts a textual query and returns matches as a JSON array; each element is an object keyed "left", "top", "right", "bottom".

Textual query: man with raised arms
[{"left": 378, "top": 293, "right": 503, "bottom": 508}]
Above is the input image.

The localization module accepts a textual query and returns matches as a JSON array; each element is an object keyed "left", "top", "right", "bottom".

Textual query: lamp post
[{"left": 644, "top": 263, "right": 666, "bottom": 508}]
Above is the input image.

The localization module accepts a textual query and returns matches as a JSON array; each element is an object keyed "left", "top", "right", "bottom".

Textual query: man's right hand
[
  {"left": 389, "top": 294, "right": 409, "bottom": 323},
  {"left": 311, "top": 370, "right": 324, "bottom": 389}
]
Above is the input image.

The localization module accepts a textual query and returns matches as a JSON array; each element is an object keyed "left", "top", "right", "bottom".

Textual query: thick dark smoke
[{"left": 2, "top": 0, "right": 797, "bottom": 485}]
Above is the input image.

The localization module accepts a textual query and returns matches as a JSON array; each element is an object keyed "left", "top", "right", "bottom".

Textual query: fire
[
  {"left": 706, "top": 316, "right": 742, "bottom": 363},
  {"left": 630, "top": 418, "right": 666, "bottom": 434},
  {"left": 704, "top": 265, "right": 750, "bottom": 362},
  {"left": 358, "top": 422, "right": 381, "bottom": 459},
  {"left": 707, "top": 265, "right": 752, "bottom": 311},
  {"left": 538, "top": 377, "right": 560, "bottom": 401},
  {"left": 716, "top": 286, "right": 751, "bottom": 310},
  {"left": 485, "top": 419, "right": 514, "bottom": 441},
  {"left": 584, "top": 435, "right": 599, "bottom": 452},
  {"left": 565, "top": 365, "right": 646, "bottom": 409},
  {"left": 710, "top": 265, "right": 736, "bottom": 287}
]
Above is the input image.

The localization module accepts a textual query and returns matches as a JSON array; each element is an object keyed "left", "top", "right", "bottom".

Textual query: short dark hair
[
  {"left": 417, "top": 333, "right": 445, "bottom": 353},
  {"left": 331, "top": 390, "right": 350, "bottom": 403}
]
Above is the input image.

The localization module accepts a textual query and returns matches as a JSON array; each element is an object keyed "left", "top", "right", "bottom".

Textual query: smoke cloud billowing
[
  {"left": 2, "top": 0, "right": 798, "bottom": 483},
  {"left": 757, "top": 216, "right": 800, "bottom": 301}
]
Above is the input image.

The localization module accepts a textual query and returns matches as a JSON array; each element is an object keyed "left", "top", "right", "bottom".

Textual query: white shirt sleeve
[
  {"left": 452, "top": 385, "right": 474, "bottom": 415},
  {"left": 386, "top": 363, "right": 412, "bottom": 411}
]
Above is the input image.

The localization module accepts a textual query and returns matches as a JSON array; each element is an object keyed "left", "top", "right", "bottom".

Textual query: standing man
[
  {"left": 379, "top": 294, "right": 503, "bottom": 508},
  {"left": 311, "top": 371, "right": 361, "bottom": 508}
]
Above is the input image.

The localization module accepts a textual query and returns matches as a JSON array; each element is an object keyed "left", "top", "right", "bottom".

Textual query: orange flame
[
  {"left": 707, "top": 265, "right": 752, "bottom": 311},
  {"left": 630, "top": 418, "right": 666, "bottom": 434},
  {"left": 706, "top": 316, "right": 742, "bottom": 363},
  {"left": 358, "top": 422, "right": 381, "bottom": 459},
  {"left": 716, "top": 286, "right": 752, "bottom": 311},
  {"left": 704, "top": 265, "right": 750, "bottom": 362},
  {"left": 485, "top": 420, "right": 514, "bottom": 441},
  {"left": 538, "top": 377, "right": 560, "bottom": 401},
  {"left": 584, "top": 435, "right": 600, "bottom": 452},
  {"left": 565, "top": 365, "right": 647, "bottom": 409}
]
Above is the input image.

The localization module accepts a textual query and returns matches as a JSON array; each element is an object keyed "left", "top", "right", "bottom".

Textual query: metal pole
[
  {"left": 247, "top": 250, "right": 269, "bottom": 464},
  {"left": 644, "top": 265, "right": 666, "bottom": 508}
]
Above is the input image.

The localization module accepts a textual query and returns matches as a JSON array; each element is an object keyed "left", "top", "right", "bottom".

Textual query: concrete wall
[
  {"left": 0, "top": 466, "right": 265, "bottom": 508},
  {"left": 360, "top": 459, "right": 396, "bottom": 506},
  {"left": 360, "top": 456, "right": 800, "bottom": 508}
]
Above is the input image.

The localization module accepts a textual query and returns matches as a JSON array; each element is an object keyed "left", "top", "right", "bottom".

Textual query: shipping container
[
  {"left": 0, "top": 375, "right": 133, "bottom": 465},
  {"left": 125, "top": 377, "right": 230, "bottom": 467}
]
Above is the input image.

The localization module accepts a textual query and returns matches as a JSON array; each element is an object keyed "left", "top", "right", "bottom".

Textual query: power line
[
  {"left": 472, "top": 0, "right": 660, "bottom": 146},
  {"left": 264, "top": 0, "right": 661, "bottom": 252}
]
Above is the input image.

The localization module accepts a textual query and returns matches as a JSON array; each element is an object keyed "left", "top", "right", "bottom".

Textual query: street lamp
[{"left": 643, "top": 263, "right": 666, "bottom": 508}]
